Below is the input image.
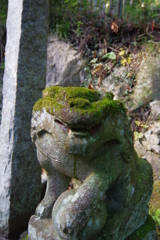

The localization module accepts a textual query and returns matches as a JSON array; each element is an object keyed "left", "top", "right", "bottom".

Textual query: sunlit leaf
[
  {"left": 140, "top": 124, "right": 149, "bottom": 129},
  {"left": 121, "top": 58, "right": 126, "bottom": 66},
  {"left": 134, "top": 131, "right": 143, "bottom": 141},
  {"left": 90, "top": 58, "right": 98, "bottom": 63},
  {"left": 119, "top": 50, "right": 125, "bottom": 56},
  {"left": 102, "top": 52, "right": 116, "bottom": 60},
  {"left": 127, "top": 56, "right": 132, "bottom": 64},
  {"left": 135, "top": 120, "right": 140, "bottom": 126}
]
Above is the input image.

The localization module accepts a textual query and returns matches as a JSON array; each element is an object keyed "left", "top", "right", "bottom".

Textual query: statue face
[
  {"left": 53, "top": 118, "right": 102, "bottom": 155},
  {"left": 32, "top": 86, "right": 127, "bottom": 156}
]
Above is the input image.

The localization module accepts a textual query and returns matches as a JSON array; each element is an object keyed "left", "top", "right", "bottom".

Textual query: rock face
[
  {"left": 46, "top": 35, "right": 87, "bottom": 87},
  {"left": 134, "top": 120, "right": 160, "bottom": 228},
  {"left": 0, "top": 0, "right": 48, "bottom": 237},
  {"left": 100, "top": 66, "right": 127, "bottom": 100},
  {"left": 0, "top": 81, "right": 2, "bottom": 124},
  {"left": 28, "top": 86, "right": 154, "bottom": 240},
  {"left": 128, "top": 55, "right": 160, "bottom": 110}
]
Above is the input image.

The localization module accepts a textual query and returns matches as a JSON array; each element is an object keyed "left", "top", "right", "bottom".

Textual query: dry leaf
[
  {"left": 92, "top": 65, "right": 102, "bottom": 75},
  {"left": 111, "top": 22, "right": 119, "bottom": 33},
  {"left": 98, "top": 76, "right": 103, "bottom": 87},
  {"left": 88, "top": 84, "right": 95, "bottom": 90}
]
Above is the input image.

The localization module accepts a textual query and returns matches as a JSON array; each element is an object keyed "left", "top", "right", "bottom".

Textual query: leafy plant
[
  {"left": 134, "top": 131, "right": 144, "bottom": 141},
  {"left": 102, "top": 52, "right": 116, "bottom": 60}
]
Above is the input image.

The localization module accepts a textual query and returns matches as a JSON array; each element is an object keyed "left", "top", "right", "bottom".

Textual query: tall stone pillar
[{"left": 0, "top": 0, "right": 48, "bottom": 238}]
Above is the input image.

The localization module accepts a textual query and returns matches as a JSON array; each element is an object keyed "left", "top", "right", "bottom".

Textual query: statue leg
[
  {"left": 52, "top": 189, "right": 107, "bottom": 240},
  {"left": 36, "top": 149, "right": 70, "bottom": 219},
  {"left": 98, "top": 158, "right": 153, "bottom": 240}
]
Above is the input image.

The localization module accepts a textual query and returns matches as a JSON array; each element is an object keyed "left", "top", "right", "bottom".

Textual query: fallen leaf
[
  {"left": 119, "top": 50, "right": 125, "bottom": 56},
  {"left": 92, "top": 65, "right": 102, "bottom": 75},
  {"left": 102, "top": 51, "right": 116, "bottom": 60},
  {"left": 135, "top": 120, "right": 140, "bottom": 126},
  {"left": 88, "top": 84, "right": 94, "bottom": 90},
  {"left": 98, "top": 76, "right": 103, "bottom": 87},
  {"left": 111, "top": 21, "right": 119, "bottom": 33}
]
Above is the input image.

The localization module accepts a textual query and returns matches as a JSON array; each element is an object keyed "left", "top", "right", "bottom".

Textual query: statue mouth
[{"left": 55, "top": 118, "right": 101, "bottom": 137}]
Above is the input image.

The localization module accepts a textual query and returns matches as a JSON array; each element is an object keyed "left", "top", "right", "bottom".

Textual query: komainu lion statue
[{"left": 28, "top": 86, "right": 155, "bottom": 240}]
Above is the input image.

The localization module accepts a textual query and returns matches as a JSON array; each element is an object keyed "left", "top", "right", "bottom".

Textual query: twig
[{"left": 107, "top": 46, "right": 120, "bottom": 53}]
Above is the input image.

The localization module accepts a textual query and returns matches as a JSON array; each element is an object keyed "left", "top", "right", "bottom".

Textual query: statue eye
[
  {"left": 55, "top": 119, "right": 69, "bottom": 132},
  {"left": 90, "top": 123, "right": 101, "bottom": 135}
]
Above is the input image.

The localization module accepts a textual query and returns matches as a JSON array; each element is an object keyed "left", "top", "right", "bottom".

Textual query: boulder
[
  {"left": 150, "top": 100, "right": 160, "bottom": 121},
  {"left": 101, "top": 66, "right": 127, "bottom": 100},
  {"left": 46, "top": 35, "right": 87, "bottom": 87},
  {"left": 128, "top": 55, "right": 160, "bottom": 109}
]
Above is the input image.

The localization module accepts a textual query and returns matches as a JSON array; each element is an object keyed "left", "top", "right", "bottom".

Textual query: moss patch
[
  {"left": 22, "top": 234, "right": 28, "bottom": 240},
  {"left": 33, "top": 86, "right": 126, "bottom": 125},
  {"left": 127, "top": 215, "right": 156, "bottom": 240},
  {"left": 149, "top": 175, "right": 160, "bottom": 227}
]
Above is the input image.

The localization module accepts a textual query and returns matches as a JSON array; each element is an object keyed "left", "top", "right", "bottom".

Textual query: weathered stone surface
[
  {"left": 150, "top": 100, "right": 160, "bottom": 121},
  {"left": 46, "top": 35, "right": 87, "bottom": 87},
  {"left": 28, "top": 86, "right": 153, "bottom": 240},
  {"left": 0, "top": 0, "right": 48, "bottom": 237},
  {"left": 100, "top": 66, "right": 127, "bottom": 100},
  {"left": 134, "top": 121, "right": 160, "bottom": 179},
  {"left": 0, "top": 78, "right": 3, "bottom": 124},
  {"left": 128, "top": 55, "right": 160, "bottom": 109},
  {"left": 134, "top": 121, "right": 160, "bottom": 231},
  {"left": 126, "top": 215, "right": 156, "bottom": 240}
]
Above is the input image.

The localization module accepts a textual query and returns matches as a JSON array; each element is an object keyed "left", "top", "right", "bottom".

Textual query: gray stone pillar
[{"left": 0, "top": 0, "right": 48, "bottom": 238}]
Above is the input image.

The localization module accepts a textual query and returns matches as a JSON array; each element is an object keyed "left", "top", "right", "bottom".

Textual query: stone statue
[{"left": 28, "top": 86, "right": 155, "bottom": 240}]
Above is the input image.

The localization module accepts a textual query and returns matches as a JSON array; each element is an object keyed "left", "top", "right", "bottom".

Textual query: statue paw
[
  {"left": 59, "top": 209, "right": 81, "bottom": 237},
  {"left": 36, "top": 199, "right": 55, "bottom": 219}
]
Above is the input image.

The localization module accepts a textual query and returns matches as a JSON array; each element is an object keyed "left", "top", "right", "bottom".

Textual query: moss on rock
[
  {"left": 126, "top": 215, "right": 156, "bottom": 240},
  {"left": 149, "top": 177, "right": 160, "bottom": 226},
  {"left": 33, "top": 86, "right": 126, "bottom": 127}
]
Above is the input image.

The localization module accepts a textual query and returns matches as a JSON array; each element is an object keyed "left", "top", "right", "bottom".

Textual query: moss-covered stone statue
[{"left": 28, "top": 86, "right": 155, "bottom": 240}]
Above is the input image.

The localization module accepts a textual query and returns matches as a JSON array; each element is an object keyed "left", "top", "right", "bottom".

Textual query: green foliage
[
  {"left": 0, "top": 0, "right": 7, "bottom": 64},
  {"left": 102, "top": 52, "right": 116, "bottom": 60},
  {"left": 0, "top": 0, "right": 7, "bottom": 25},
  {"left": 123, "top": 0, "right": 159, "bottom": 24},
  {"left": 49, "top": 0, "right": 108, "bottom": 38},
  {"left": 22, "top": 234, "right": 28, "bottom": 240}
]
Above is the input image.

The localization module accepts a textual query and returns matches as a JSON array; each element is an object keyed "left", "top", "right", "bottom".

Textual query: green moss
[
  {"left": 105, "top": 92, "right": 114, "bottom": 100},
  {"left": 149, "top": 178, "right": 160, "bottom": 226},
  {"left": 43, "top": 85, "right": 61, "bottom": 98},
  {"left": 33, "top": 96, "right": 63, "bottom": 114},
  {"left": 22, "top": 234, "right": 28, "bottom": 240},
  {"left": 133, "top": 157, "right": 153, "bottom": 203},
  {"left": 69, "top": 98, "right": 91, "bottom": 109},
  {"left": 33, "top": 86, "right": 126, "bottom": 123},
  {"left": 127, "top": 215, "right": 156, "bottom": 240}
]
